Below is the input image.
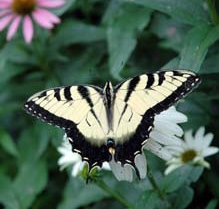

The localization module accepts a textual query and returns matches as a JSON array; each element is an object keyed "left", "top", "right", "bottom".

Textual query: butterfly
[{"left": 24, "top": 70, "right": 201, "bottom": 179}]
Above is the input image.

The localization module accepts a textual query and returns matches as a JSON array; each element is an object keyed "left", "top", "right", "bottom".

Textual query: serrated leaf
[
  {"left": 13, "top": 161, "right": 48, "bottom": 209},
  {"left": 58, "top": 177, "right": 108, "bottom": 209},
  {"left": 107, "top": 3, "right": 152, "bottom": 79},
  {"left": 179, "top": 24, "right": 219, "bottom": 72},
  {"left": 0, "top": 128, "right": 18, "bottom": 157},
  {"left": 122, "top": 0, "right": 209, "bottom": 25}
]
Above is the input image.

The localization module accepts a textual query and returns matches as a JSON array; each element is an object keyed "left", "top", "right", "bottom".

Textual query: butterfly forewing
[{"left": 25, "top": 85, "right": 109, "bottom": 146}]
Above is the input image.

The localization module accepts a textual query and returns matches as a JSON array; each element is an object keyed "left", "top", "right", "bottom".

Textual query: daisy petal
[
  {"left": 72, "top": 162, "right": 83, "bottom": 177},
  {"left": 156, "top": 106, "right": 187, "bottom": 124},
  {"left": 0, "top": 13, "right": 14, "bottom": 31},
  {"left": 153, "top": 120, "right": 184, "bottom": 137},
  {"left": 165, "top": 163, "right": 181, "bottom": 175},
  {"left": 0, "top": 0, "right": 12, "bottom": 8},
  {"left": 194, "top": 127, "right": 205, "bottom": 141},
  {"left": 32, "top": 8, "right": 60, "bottom": 29},
  {"left": 37, "top": 0, "right": 65, "bottom": 8},
  {"left": 32, "top": 10, "right": 52, "bottom": 29},
  {"left": 6, "top": 15, "right": 21, "bottom": 40},
  {"left": 184, "top": 130, "right": 194, "bottom": 146},
  {"left": 23, "top": 15, "right": 33, "bottom": 43},
  {"left": 203, "top": 147, "right": 219, "bottom": 157},
  {"left": 145, "top": 139, "right": 172, "bottom": 160},
  {"left": 150, "top": 130, "right": 182, "bottom": 146},
  {"left": 202, "top": 133, "right": 213, "bottom": 147},
  {"left": 0, "top": 9, "right": 12, "bottom": 17}
]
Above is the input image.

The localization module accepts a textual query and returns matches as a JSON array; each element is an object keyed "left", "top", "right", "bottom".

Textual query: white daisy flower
[
  {"left": 57, "top": 135, "right": 111, "bottom": 177},
  {"left": 144, "top": 106, "right": 187, "bottom": 160},
  {"left": 57, "top": 106, "right": 188, "bottom": 181},
  {"left": 164, "top": 126, "right": 219, "bottom": 175}
]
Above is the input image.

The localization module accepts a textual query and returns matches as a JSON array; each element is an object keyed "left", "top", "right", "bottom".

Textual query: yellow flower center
[
  {"left": 181, "top": 149, "right": 197, "bottom": 163},
  {"left": 12, "top": 0, "right": 36, "bottom": 15}
]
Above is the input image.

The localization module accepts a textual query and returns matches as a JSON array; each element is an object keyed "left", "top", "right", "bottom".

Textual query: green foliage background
[{"left": 0, "top": 0, "right": 219, "bottom": 208}]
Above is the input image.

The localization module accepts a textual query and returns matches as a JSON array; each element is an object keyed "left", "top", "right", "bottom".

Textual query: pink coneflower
[{"left": 0, "top": 0, "right": 65, "bottom": 43}]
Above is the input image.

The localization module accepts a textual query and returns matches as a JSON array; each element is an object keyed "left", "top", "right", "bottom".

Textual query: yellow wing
[
  {"left": 113, "top": 70, "right": 201, "bottom": 145},
  {"left": 24, "top": 85, "right": 109, "bottom": 146}
]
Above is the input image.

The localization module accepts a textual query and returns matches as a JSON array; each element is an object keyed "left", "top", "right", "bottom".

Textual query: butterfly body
[{"left": 24, "top": 70, "right": 201, "bottom": 178}]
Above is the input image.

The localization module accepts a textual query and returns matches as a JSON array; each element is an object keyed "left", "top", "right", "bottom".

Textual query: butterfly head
[{"left": 107, "top": 138, "right": 116, "bottom": 155}]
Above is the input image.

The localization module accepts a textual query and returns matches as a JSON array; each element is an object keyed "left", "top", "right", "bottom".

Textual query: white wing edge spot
[{"left": 68, "top": 137, "right": 73, "bottom": 142}]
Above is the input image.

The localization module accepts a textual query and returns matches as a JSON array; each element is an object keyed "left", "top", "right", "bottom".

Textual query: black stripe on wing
[
  {"left": 25, "top": 99, "right": 111, "bottom": 169},
  {"left": 24, "top": 99, "right": 73, "bottom": 129},
  {"left": 24, "top": 86, "right": 111, "bottom": 170},
  {"left": 113, "top": 70, "right": 201, "bottom": 175},
  {"left": 148, "top": 70, "right": 201, "bottom": 115},
  {"left": 66, "top": 129, "right": 111, "bottom": 170}
]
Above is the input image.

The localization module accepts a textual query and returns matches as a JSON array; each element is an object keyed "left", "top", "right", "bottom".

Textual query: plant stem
[
  {"left": 207, "top": 0, "right": 219, "bottom": 24},
  {"left": 95, "top": 180, "right": 135, "bottom": 209},
  {"left": 147, "top": 166, "right": 165, "bottom": 200}
]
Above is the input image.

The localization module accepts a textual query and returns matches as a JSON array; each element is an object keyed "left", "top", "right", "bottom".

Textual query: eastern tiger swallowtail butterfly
[{"left": 24, "top": 70, "right": 201, "bottom": 179}]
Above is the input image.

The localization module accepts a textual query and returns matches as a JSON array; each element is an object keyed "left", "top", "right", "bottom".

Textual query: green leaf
[
  {"left": 53, "top": 20, "right": 106, "bottom": 47},
  {"left": 160, "top": 165, "right": 203, "bottom": 193},
  {"left": 122, "top": 0, "right": 209, "bottom": 25},
  {"left": 58, "top": 177, "right": 108, "bottom": 209},
  {"left": 0, "top": 173, "right": 20, "bottom": 209},
  {"left": 54, "top": 45, "right": 106, "bottom": 85},
  {"left": 17, "top": 122, "right": 51, "bottom": 163},
  {"left": 0, "top": 61, "right": 27, "bottom": 84},
  {"left": 136, "top": 190, "right": 163, "bottom": 209},
  {"left": 0, "top": 40, "right": 30, "bottom": 63},
  {"left": 107, "top": 3, "right": 152, "bottom": 79},
  {"left": 179, "top": 24, "right": 219, "bottom": 72},
  {"left": 206, "top": 199, "right": 218, "bottom": 209},
  {"left": 13, "top": 161, "right": 48, "bottom": 209},
  {"left": 0, "top": 128, "right": 18, "bottom": 157},
  {"left": 204, "top": 171, "right": 219, "bottom": 202},
  {"left": 162, "top": 57, "right": 180, "bottom": 69},
  {"left": 200, "top": 52, "right": 219, "bottom": 74},
  {"left": 170, "top": 186, "right": 193, "bottom": 209},
  {"left": 178, "top": 92, "right": 211, "bottom": 129},
  {"left": 150, "top": 13, "right": 189, "bottom": 52}
]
